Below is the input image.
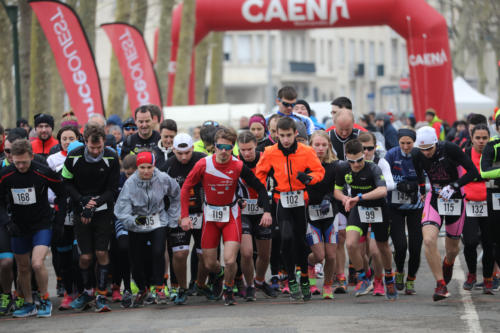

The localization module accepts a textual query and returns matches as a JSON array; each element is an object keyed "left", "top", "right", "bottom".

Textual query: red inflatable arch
[{"left": 166, "top": 0, "right": 456, "bottom": 123}]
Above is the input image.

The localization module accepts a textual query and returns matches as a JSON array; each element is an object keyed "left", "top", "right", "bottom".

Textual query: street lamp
[{"left": 0, "top": 0, "right": 21, "bottom": 122}]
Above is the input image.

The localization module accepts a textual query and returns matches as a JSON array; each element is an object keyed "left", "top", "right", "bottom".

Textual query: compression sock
[
  {"left": 384, "top": 269, "right": 394, "bottom": 283},
  {"left": 407, "top": 276, "right": 416, "bottom": 281},
  {"left": 81, "top": 267, "right": 92, "bottom": 290},
  {"left": 97, "top": 264, "right": 110, "bottom": 294}
]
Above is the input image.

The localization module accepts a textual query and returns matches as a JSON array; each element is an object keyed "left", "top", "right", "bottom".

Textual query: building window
[
  {"left": 339, "top": 38, "right": 345, "bottom": 66},
  {"left": 328, "top": 40, "right": 334, "bottom": 72},
  {"left": 391, "top": 39, "right": 398, "bottom": 69},
  {"left": 359, "top": 40, "right": 365, "bottom": 65},
  {"left": 223, "top": 34, "right": 232, "bottom": 61},
  {"left": 300, "top": 36, "right": 306, "bottom": 62},
  {"left": 349, "top": 39, "right": 356, "bottom": 64},
  {"left": 379, "top": 42, "right": 385, "bottom": 67},
  {"left": 320, "top": 39, "right": 325, "bottom": 65},
  {"left": 291, "top": 36, "right": 297, "bottom": 62},
  {"left": 254, "top": 35, "right": 264, "bottom": 64},
  {"left": 310, "top": 39, "right": 316, "bottom": 63}
]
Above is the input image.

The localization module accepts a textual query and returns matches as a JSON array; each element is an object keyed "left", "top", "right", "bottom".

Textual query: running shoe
[
  {"left": 245, "top": 286, "right": 256, "bottom": 302},
  {"left": 223, "top": 288, "right": 236, "bottom": 306},
  {"left": 442, "top": 257, "right": 454, "bottom": 285},
  {"left": 58, "top": 293, "right": 73, "bottom": 311},
  {"left": 32, "top": 291, "right": 41, "bottom": 306},
  {"left": 354, "top": 278, "right": 372, "bottom": 297},
  {"left": 70, "top": 292, "right": 94, "bottom": 311},
  {"left": 289, "top": 280, "right": 302, "bottom": 302},
  {"left": 145, "top": 287, "right": 156, "bottom": 305},
  {"left": 310, "top": 285, "right": 321, "bottom": 295},
  {"left": 322, "top": 285, "right": 334, "bottom": 300},
  {"left": 308, "top": 265, "right": 317, "bottom": 290},
  {"left": 0, "top": 293, "right": 14, "bottom": 315},
  {"left": 493, "top": 277, "right": 500, "bottom": 291},
  {"left": 315, "top": 263, "right": 324, "bottom": 279},
  {"left": 169, "top": 287, "right": 178, "bottom": 302},
  {"left": 133, "top": 289, "right": 148, "bottom": 308},
  {"left": 301, "top": 281, "right": 312, "bottom": 301},
  {"left": 372, "top": 278, "right": 385, "bottom": 296},
  {"left": 474, "top": 281, "right": 484, "bottom": 290},
  {"left": 270, "top": 276, "right": 280, "bottom": 292},
  {"left": 334, "top": 278, "right": 347, "bottom": 294},
  {"left": 405, "top": 280, "right": 416, "bottom": 295},
  {"left": 463, "top": 273, "right": 476, "bottom": 291},
  {"left": 12, "top": 303, "right": 37, "bottom": 318},
  {"left": 186, "top": 281, "right": 196, "bottom": 296},
  {"left": 281, "top": 279, "right": 290, "bottom": 295},
  {"left": 156, "top": 288, "right": 168, "bottom": 304},
  {"left": 121, "top": 290, "right": 132, "bottom": 308},
  {"left": 433, "top": 283, "right": 449, "bottom": 302},
  {"left": 112, "top": 286, "right": 122, "bottom": 302},
  {"left": 483, "top": 280, "right": 494, "bottom": 295},
  {"left": 14, "top": 296, "right": 24, "bottom": 310},
  {"left": 211, "top": 268, "right": 225, "bottom": 300},
  {"left": 385, "top": 279, "right": 398, "bottom": 300},
  {"left": 56, "top": 280, "right": 65, "bottom": 298},
  {"left": 95, "top": 295, "right": 111, "bottom": 312},
  {"left": 37, "top": 299, "right": 52, "bottom": 318},
  {"left": 255, "top": 281, "right": 277, "bottom": 298},
  {"left": 174, "top": 288, "right": 186, "bottom": 305},
  {"left": 235, "top": 278, "right": 246, "bottom": 298},
  {"left": 395, "top": 272, "right": 405, "bottom": 291},
  {"left": 195, "top": 284, "right": 216, "bottom": 300}
]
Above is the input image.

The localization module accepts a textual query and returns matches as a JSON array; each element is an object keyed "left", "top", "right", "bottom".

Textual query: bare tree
[
  {"left": 130, "top": 0, "right": 147, "bottom": 32},
  {"left": 18, "top": 0, "right": 31, "bottom": 121},
  {"left": 0, "top": 7, "right": 13, "bottom": 127},
  {"left": 79, "top": 0, "right": 97, "bottom": 48},
  {"left": 207, "top": 32, "right": 224, "bottom": 104},
  {"left": 172, "top": 0, "right": 196, "bottom": 105},
  {"left": 156, "top": 0, "right": 176, "bottom": 104}
]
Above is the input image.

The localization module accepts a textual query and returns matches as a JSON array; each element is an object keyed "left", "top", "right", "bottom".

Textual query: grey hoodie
[{"left": 114, "top": 168, "right": 180, "bottom": 232}]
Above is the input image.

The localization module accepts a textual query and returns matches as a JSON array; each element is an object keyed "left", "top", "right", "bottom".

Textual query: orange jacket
[
  {"left": 31, "top": 137, "right": 58, "bottom": 157},
  {"left": 256, "top": 142, "right": 325, "bottom": 201}
]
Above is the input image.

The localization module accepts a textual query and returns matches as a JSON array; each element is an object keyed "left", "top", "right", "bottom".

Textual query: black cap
[
  {"left": 122, "top": 117, "right": 136, "bottom": 127},
  {"left": 34, "top": 113, "right": 54, "bottom": 129},
  {"left": 16, "top": 118, "right": 29, "bottom": 128}
]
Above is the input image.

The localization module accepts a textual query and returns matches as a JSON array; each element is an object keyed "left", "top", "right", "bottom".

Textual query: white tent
[{"left": 454, "top": 76, "right": 496, "bottom": 119}]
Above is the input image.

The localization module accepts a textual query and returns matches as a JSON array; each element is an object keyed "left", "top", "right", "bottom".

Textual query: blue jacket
[
  {"left": 381, "top": 116, "right": 398, "bottom": 150},
  {"left": 384, "top": 146, "right": 423, "bottom": 210}
]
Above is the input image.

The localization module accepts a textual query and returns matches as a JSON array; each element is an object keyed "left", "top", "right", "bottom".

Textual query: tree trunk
[
  {"left": 475, "top": 35, "right": 487, "bottom": 94},
  {"left": 131, "top": 0, "right": 148, "bottom": 32},
  {"left": 18, "top": 0, "right": 31, "bottom": 121},
  {"left": 156, "top": 0, "right": 176, "bottom": 105},
  {"left": 207, "top": 32, "right": 224, "bottom": 104},
  {"left": 0, "top": 9, "right": 14, "bottom": 127},
  {"left": 29, "top": 13, "right": 50, "bottom": 123},
  {"left": 106, "top": 0, "right": 131, "bottom": 118},
  {"left": 172, "top": 0, "right": 196, "bottom": 106},
  {"left": 78, "top": 0, "right": 97, "bottom": 49},
  {"left": 195, "top": 35, "right": 209, "bottom": 104}
]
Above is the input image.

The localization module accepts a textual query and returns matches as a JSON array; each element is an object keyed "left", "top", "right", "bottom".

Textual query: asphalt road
[{"left": 1, "top": 237, "right": 499, "bottom": 333}]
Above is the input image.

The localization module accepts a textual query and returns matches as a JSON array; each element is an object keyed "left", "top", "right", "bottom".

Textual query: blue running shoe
[
  {"left": 354, "top": 278, "right": 372, "bottom": 297},
  {"left": 174, "top": 288, "right": 186, "bottom": 305},
  {"left": 95, "top": 295, "right": 111, "bottom": 312},
  {"left": 385, "top": 278, "right": 398, "bottom": 301},
  {"left": 70, "top": 292, "right": 94, "bottom": 311},
  {"left": 12, "top": 303, "right": 37, "bottom": 318},
  {"left": 37, "top": 299, "right": 52, "bottom": 318}
]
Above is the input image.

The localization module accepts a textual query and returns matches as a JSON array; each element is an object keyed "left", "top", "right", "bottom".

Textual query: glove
[
  {"left": 81, "top": 206, "right": 96, "bottom": 219},
  {"left": 396, "top": 181, "right": 418, "bottom": 194},
  {"left": 319, "top": 199, "right": 331, "bottom": 215},
  {"left": 297, "top": 172, "right": 312, "bottom": 185},
  {"left": 135, "top": 216, "right": 147, "bottom": 226},
  {"left": 6, "top": 222, "right": 21, "bottom": 237},
  {"left": 439, "top": 185, "right": 455, "bottom": 200},
  {"left": 79, "top": 196, "right": 92, "bottom": 207}
]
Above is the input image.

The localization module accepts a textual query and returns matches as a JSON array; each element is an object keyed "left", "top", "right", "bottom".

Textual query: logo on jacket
[{"left": 345, "top": 173, "right": 353, "bottom": 184}]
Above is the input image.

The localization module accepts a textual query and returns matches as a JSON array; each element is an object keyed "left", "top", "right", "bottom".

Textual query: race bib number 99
[
  {"left": 189, "top": 213, "right": 203, "bottom": 229},
  {"left": 280, "top": 191, "right": 305, "bottom": 208},
  {"left": 11, "top": 187, "right": 36, "bottom": 205},
  {"left": 437, "top": 199, "right": 461, "bottom": 216},
  {"left": 242, "top": 199, "right": 264, "bottom": 215},
  {"left": 465, "top": 201, "right": 487, "bottom": 217},
  {"left": 204, "top": 205, "right": 230, "bottom": 223},
  {"left": 358, "top": 206, "right": 383, "bottom": 223}
]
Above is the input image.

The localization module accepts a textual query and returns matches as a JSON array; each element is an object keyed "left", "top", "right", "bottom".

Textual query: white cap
[
  {"left": 173, "top": 133, "right": 193, "bottom": 152},
  {"left": 416, "top": 126, "right": 438, "bottom": 147}
]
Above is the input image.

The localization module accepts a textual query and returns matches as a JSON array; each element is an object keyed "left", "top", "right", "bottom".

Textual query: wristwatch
[{"left": 357, "top": 193, "right": 363, "bottom": 201}]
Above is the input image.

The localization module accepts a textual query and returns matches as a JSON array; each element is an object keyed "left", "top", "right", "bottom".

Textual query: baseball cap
[
  {"left": 416, "top": 126, "right": 438, "bottom": 147},
  {"left": 173, "top": 133, "right": 193, "bottom": 152},
  {"left": 123, "top": 117, "right": 136, "bottom": 127}
]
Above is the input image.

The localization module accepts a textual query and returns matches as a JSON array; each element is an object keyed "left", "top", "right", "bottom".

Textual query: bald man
[{"left": 329, "top": 110, "right": 361, "bottom": 160}]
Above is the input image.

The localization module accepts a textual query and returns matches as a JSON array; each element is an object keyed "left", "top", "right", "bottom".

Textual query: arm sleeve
[
  {"left": 113, "top": 182, "right": 136, "bottom": 230},
  {"left": 335, "top": 163, "right": 346, "bottom": 190},
  {"left": 306, "top": 149, "right": 325, "bottom": 186},
  {"left": 164, "top": 174, "right": 181, "bottom": 223},
  {"left": 240, "top": 165, "right": 271, "bottom": 213},
  {"left": 448, "top": 142, "right": 479, "bottom": 186},
  {"left": 62, "top": 157, "right": 82, "bottom": 202},
  {"left": 180, "top": 159, "right": 205, "bottom": 218},
  {"left": 480, "top": 141, "right": 500, "bottom": 179},
  {"left": 378, "top": 158, "right": 395, "bottom": 191},
  {"left": 411, "top": 149, "right": 426, "bottom": 190},
  {"left": 255, "top": 150, "right": 272, "bottom": 187}
]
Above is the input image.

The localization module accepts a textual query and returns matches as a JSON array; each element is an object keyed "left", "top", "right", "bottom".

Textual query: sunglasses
[
  {"left": 215, "top": 143, "right": 233, "bottom": 151},
  {"left": 419, "top": 144, "right": 435, "bottom": 151},
  {"left": 347, "top": 156, "right": 364, "bottom": 164},
  {"left": 203, "top": 121, "right": 219, "bottom": 127},
  {"left": 124, "top": 126, "right": 137, "bottom": 131},
  {"left": 4, "top": 148, "right": 11, "bottom": 154},
  {"left": 363, "top": 146, "right": 375, "bottom": 151},
  {"left": 280, "top": 100, "right": 296, "bottom": 108}
]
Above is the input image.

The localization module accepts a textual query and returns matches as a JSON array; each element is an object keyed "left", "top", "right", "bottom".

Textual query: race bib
[
  {"left": 391, "top": 191, "right": 412, "bottom": 204},
  {"left": 437, "top": 198, "right": 461, "bottom": 216},
  {"left": 204, "top": 204, "right": 230, "bottom": 223},
  {"left": 280, "top": 191, "right": 305, "bottom": 208},
  {"left": 242, "top": 199, "right": 264, "bottom": 215},
  {"left": 189, "top": 213, "right": 203, "bottom": 229},
  {"left": 358, "top": 206, "right": 383, "bottom": 223},
  {"left": 465, "top": 201, "right": 488, "bottom": 217},
  {"left": 308, "top": 204, "right": 334, "bottom": 221},
  {"left": 135, "top": 214, "right": 161, "bottom": 230},
  {"left": 11, "top": 187, "right": 36, "bottom": 205},
  {"left": 492, "top": 193, "right": 500, "bottom": 211}
]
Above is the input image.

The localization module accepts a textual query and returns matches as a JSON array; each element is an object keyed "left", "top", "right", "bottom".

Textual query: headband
[
  {"left": 136, "top": 151, "right": 156, "bottom": 166},
  {"left": 398, "top": 128, "right": 416, "bottom": 142},
  {"left": 249, "top": 116, "right": 267, "bottom": 130}
]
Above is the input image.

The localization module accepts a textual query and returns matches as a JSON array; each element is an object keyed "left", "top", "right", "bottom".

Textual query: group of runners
[{"left": 0, "top": 85, "right": 499, "bottom": 319}]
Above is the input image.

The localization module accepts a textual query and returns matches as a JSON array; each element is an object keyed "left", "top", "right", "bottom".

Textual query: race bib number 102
[{"left": 280, "top": 191, "right": 305, "bottom": 208}]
